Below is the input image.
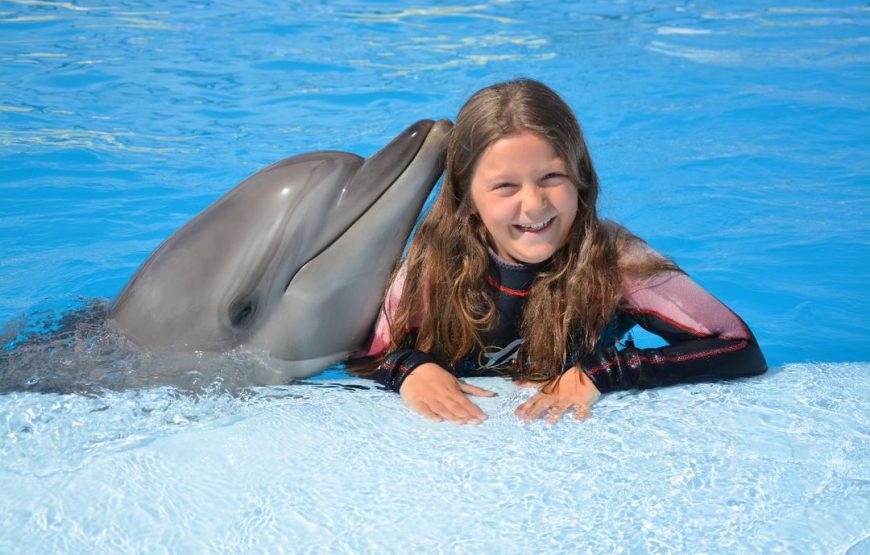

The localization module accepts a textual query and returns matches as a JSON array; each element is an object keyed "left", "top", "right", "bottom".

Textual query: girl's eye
[
  {"left": 493, "top": 182, "right": 515, "bottom": 191},
  {"left": 542, "top": 172, "right": 567, "bottom": 182}
]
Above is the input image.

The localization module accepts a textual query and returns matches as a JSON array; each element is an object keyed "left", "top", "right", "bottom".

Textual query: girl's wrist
[{"left": 569, "top": 366, "right": 602, "bottom": 401}]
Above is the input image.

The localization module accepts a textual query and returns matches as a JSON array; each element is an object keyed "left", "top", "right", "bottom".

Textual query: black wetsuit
[{"left": 368, "top": 251, "right": 767, "bottom": 393}]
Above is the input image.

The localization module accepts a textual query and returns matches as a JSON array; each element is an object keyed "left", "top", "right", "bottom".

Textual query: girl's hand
[
  {"left": 515, "top": 366, "right": 601, "bottom": 424},
  {"left": 400, "top": 363, "right": 496, "bottom": 424}
]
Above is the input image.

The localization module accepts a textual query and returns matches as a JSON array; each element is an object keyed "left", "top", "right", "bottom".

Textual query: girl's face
[{"left": 469, "top": 131, "right": 578, "bottom": 265}]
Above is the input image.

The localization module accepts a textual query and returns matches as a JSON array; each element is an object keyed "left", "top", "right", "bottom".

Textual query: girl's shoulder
[
  {"left": 600, "top": 219, "right": 667, "bottom": 269},
  {"left": 600, "top": 219, "right": 682, "bottom": 295}
]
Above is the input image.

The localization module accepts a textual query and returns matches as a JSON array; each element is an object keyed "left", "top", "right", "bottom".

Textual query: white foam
[{"left": 656, "top": 26, "right": 713, "bottom": 35}]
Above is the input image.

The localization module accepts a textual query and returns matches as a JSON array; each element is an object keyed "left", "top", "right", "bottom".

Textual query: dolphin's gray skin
[{"left": 111, "top": 119, "right": 452, "bottom": 384}]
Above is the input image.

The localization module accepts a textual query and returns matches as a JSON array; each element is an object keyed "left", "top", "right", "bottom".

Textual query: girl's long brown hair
[{"left": 363, "top": 79, "right": 678, "bottom": 385}]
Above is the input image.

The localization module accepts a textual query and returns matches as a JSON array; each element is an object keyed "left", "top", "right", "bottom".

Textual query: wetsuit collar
[{"left": 486, "top": 248, "right": 544, "bottom": 295}]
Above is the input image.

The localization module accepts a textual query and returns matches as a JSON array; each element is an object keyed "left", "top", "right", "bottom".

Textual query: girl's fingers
[
  {"left": 527, "top": 400, "right": 551, "bottom": 420},
  {"left": 515, "top": 391, "right": 595, "bottom": 423},
  {"left": 514, "top": 395, "right": 537, "bottom": 417},
  {"left": 455, "top": 398, "right": 487, "bottom": 421},
  {"left": 546, "top": 401, "right": 570, "bottom": 424},
  {"left": 413, "top": 401, "right": 443, "bottom": 422},
  {"left": 430, "top": 399, "right": 475, "bottom": 424},
  {"left": 426, "top": 400, "right": 459, "bottom": 424},
  {"left": 516, "top": 394, "right": 550, "bottom": 420},
  {"left": 573, "top": 404, "right": 591, "bottom": 420},
  {"left": 443, "top": 398, "right": 483, "bottom": 423},
  {"left": 407, "top": 386, "right": 488, "bottom": 424},
  {"left": 458, "top": 382, "right": 497, "bottom": 397}
]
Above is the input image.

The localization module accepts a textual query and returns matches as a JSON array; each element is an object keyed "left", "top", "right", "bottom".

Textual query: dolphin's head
[{"left": 112, "top": 119, "right": 452, "bottom": 379}]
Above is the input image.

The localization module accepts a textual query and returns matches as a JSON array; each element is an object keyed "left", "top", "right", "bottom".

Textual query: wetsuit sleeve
[
  {"left": 355, "top": 261, "right": 438, "bottom": 392},
  {"left": 579, "top": 271, "right": 767, "bottom": 393},
  {"left": 368, "top": 347, "right": 439, "bottom": 392}
]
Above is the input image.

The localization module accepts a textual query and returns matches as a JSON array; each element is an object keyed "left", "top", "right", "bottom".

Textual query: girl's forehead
[{"left": 475, "top": 133, "right": 563, "bottom": 171}]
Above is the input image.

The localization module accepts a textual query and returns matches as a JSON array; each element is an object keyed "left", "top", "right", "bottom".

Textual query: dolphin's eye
[{"left": 229, "top": 298, "right": 257, "bottom": 328}]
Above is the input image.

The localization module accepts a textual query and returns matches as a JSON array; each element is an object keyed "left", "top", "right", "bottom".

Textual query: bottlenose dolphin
[{"left": 111, "top": 119, "right": 452, "bottom": 384}]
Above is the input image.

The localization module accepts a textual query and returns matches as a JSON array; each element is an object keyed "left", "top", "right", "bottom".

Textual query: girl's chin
[{"left": 502, "top": 247, "right": 557, "bottom": 265}]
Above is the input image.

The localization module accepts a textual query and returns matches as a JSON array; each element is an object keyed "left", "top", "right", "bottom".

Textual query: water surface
[{"left": 1, "top": 1, "right": 868, "bottom": 552}]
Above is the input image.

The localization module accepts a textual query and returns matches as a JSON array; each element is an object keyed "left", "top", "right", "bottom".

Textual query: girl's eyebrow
[
  {"left": 483, "top": 172, "right": 515, "bottom": 182},
  {"left": 485, "top": 162, "right": 567, "bottom": 182}
]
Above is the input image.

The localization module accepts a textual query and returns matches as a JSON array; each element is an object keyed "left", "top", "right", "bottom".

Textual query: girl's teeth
[{"left": 519, "top": 218, "right": 552, "bottom": 231}]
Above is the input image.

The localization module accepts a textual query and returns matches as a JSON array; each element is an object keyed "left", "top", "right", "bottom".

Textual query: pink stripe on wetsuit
[{"left": 578, "top": 271, "right": 766, "bottom": 392}]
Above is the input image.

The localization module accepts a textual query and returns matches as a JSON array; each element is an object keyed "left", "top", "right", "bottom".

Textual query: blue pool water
[{"left": 1, "top": 1, "right": 868, "bottom": 552}]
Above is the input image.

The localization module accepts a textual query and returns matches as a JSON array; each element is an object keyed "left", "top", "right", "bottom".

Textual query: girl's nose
[{"left": 521, "top": 183, "right": 547, "bottom": 213}]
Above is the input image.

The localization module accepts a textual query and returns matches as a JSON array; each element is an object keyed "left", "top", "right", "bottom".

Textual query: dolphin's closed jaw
[
  {"left": 111, "top": 119, "right": 452, "bottom": 384},
  {"left": 280, "top": 119, "right": 435, "bottom": 294}
]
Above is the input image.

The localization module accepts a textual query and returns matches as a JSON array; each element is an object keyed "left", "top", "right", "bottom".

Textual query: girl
[{"left": 357, "top": 79, "right": 766, "bottom": 424}]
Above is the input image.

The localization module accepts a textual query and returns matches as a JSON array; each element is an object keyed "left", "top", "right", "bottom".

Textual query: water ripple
[{"left": 340, "top": 4, "right": 518, "bottom": 25}]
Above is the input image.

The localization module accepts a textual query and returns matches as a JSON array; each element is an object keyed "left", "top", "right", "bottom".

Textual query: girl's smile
[
  {"left": 515, "top": 215, "right": 555, "bottom": 233},
  {"left": 469, "top": 131, "right": 578, "bottom": 264}
]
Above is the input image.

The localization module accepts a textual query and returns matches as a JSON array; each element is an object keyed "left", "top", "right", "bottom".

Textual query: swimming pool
[{"left": 1, "top": 0, "right": 868, "bottom": 552}]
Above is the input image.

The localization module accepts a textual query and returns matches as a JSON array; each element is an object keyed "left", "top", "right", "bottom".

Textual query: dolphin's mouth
[{"left": 280, "top": 119, "right": 439, "bottom": 294}]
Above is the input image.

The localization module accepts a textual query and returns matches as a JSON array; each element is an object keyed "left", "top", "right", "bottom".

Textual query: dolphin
[{"left": 110, "top": 119, "right": 452, "bottom": 385}]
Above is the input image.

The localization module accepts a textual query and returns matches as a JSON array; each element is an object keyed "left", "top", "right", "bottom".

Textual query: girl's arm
[
  {"left": 357, "top": 263, "right": 438, "bottom": 392},
  {"left": 360, "top": 283, "right": 495, "bottom": 422},
  {"left": 578, "top": 271, "right": 767, "bottom": 393},
  {"left": 369, "top": 346, "right": 439, "bottom": 391}
]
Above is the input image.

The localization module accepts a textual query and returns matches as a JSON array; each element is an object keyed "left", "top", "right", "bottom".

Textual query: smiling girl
[{"left": 358, "top": 79, "right": 766, "bottom": 424}]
